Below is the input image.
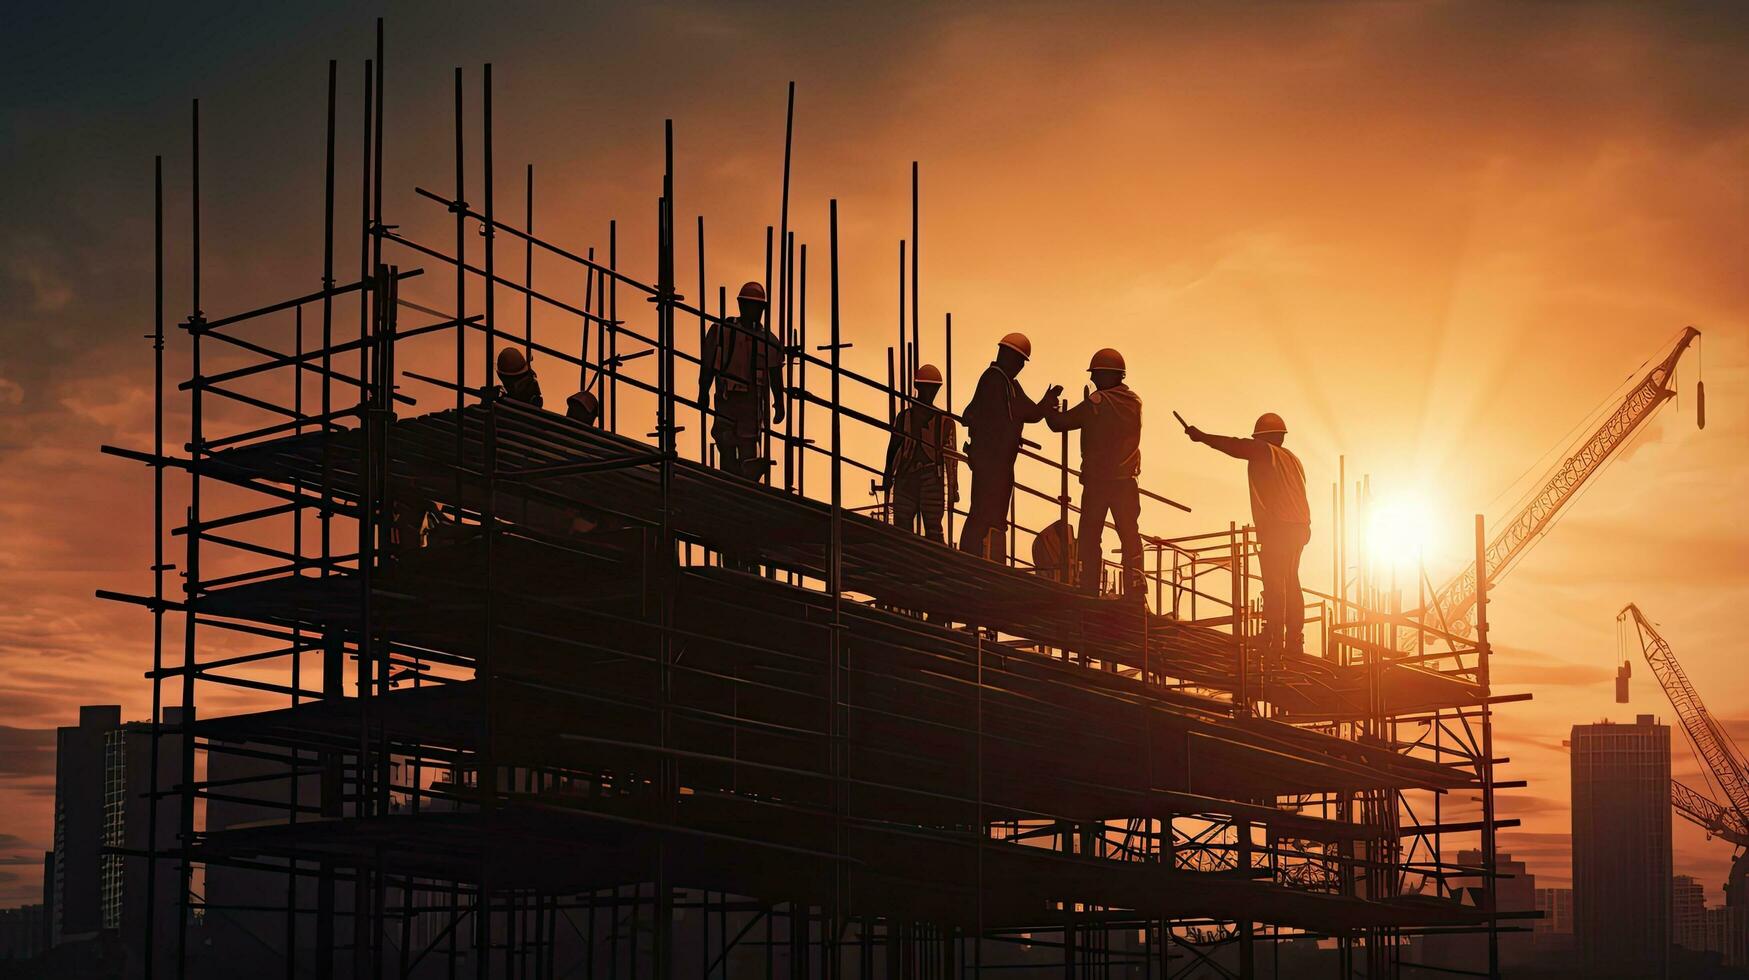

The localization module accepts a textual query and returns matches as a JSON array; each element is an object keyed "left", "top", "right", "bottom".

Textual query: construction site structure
[{"left": 96, "top": 24, "right": 1540, "bottom": 979}]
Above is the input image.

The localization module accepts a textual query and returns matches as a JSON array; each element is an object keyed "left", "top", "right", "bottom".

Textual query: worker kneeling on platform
[
  {"left": 1047, "top": 348, "right": 1144, "bottom": 601},
  {"left": 497, "top": 347, "right": 544, "bottom": 407},
  {"left": 1184, "top": 412, "right": 1310, "bottom": 658},
  {"left": 699, "top": 281, "right": 786, "bottom": 479},
  {"left": 883, "top": 363, "right": 959, "bottom": 543},
  {"left": 958, "top": 333, "right": 1061, "bottom": 563}
]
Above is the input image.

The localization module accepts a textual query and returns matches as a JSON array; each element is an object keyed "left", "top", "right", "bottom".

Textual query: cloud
[{"left": 0, "top": 728, "right": 54, "bottom": 779}]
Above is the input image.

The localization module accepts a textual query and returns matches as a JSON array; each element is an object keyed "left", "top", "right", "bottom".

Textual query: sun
[{"left": 1365, "top": 492, "right": 1443, "bottom": 571}]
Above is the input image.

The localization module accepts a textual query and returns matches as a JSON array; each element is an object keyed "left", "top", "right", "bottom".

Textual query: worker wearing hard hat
[
  {"left": 699, "top": 281, "right": 787, "bottom": 479},
  {"left": 1046, "top": 348, "right": 1144, "bottom": 601},
  {"left": 958, "top": 333, "right": 1062, "bottom": 562},
  {"left": 883, "top": 364, "right": 959, "bottom": 542},
  {"left": 496, "top": 347, "right": 544, "bottom": 408},
  {"left": 566, "top": 389, "right": 601, "bottom": 427},
  {"left": 1184, "top": 412, "right": 1312, "bottom": 658}
]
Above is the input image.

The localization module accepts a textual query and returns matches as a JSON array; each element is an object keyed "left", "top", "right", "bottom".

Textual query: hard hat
[
  {"left": 914, "top": 364, "right": 943, "bottom": 387},
  {"left": 566, "top": 389, "right": 600, "bottom": 423},
  {"left": 737, "top": 281, "right": 768, "bottom": 305},
  {"left": 496, "top": 347, "right": 531, "bottom": 378},
  {"left": 998, "top": 332, "right": 1032, "bottom": 360},
  {"left": 1252, "top": 412, "right": 1288, "bottom": 435},
  {"left": 1087, "top": 348, "right": 1125, "bottom": 374}
]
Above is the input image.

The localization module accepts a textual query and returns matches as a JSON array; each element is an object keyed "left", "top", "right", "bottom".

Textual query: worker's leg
[
  {"left": 1076, "top": 481, "right": 1112, "bottom": 595},
  {"left": 711, "top": 409, "right": 741, "bottom": 474},
  {"left": 917, "top": 470, "right": 946, "bottom": 543},
  {"left": 958, "top": 455, "right": 1014, "bottom": 562},
  {"left": 891, "top": 473, "right": 921, "bottom": 533},
  {"left": 1255, "top": 524, "right": 1286, "bottom": 655},
  {"left": 1110, "top": 478, "right": 1145, "bottom": 600},
  {"left": 1281, "top": 524, "right": 1311, "bottom": 655},
  {"left": 1259, "top": 525, "right": 1301, "bottom": 654}
]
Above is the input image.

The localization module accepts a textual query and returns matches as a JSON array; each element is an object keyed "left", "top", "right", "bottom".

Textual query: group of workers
[{"left": 495, "top": 278, "right": 1313, "bottom": 659}]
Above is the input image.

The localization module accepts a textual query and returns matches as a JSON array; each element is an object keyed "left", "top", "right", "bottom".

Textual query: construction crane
[
  {"left": 1423, "top": 327, "right": 1700, "bottom": 638},
  {"left": 1620, "top": 602, "right": 1749, "bottom": 907}
]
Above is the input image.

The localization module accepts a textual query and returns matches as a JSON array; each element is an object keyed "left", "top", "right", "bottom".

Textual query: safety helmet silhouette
[
  {"left": 497, "top": 347, "right": 531, "bottom": 378},
  {"left": 1252, "top": 412, "right": 1288, "bottom": 435},
  {"left": 1087, "top": 348, "right": 1125, "bottom": 375}
]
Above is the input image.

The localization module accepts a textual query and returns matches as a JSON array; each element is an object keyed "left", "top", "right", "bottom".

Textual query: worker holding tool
[
  {"left": 1181, "top": 411, "right": 1311, "bottom": 658},
  {"left": 496, "top": 347, "right": 544, "bottom": 407},
  {"left": 1046, "top": 348, "right": 1144, "bottom": 601},
  {"left": 958, "top": 333, "right": 1061, "bottom": 562},
  {"left": 699, "top": 281, "right": 786, "bottom": 479},
  {"left": 883, "top": 364, "right": 959, "bottom": 543}
]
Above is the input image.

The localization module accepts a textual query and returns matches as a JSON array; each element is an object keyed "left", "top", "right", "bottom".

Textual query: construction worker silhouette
[
  {"left": 958, "top": 333, "right": 1061, "bottom": 562},
  {"left": 883, "top": 363, "right": 959, "bottom": 543},
  {"left": 699, "top": 281, "right": 786, "bottom": 479},
  {"left": 496, "top": 347, "right": 543, "bottom": 407},
  {"left": 1047, "top": 348, "right": 1144, "bottom": 600},
  {"left": 1184, "top": 412, "right": 1311, "bottom": 657},
  {"left": 566, "top": 389, "right": 601, "bottom": 427}
]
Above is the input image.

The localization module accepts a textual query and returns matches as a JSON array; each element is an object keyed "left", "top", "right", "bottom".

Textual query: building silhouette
[
  {"left": 1571, "top": 715, "right": 1672, "bottom": 978},
  {"left": 53, "top": 705, "right": 119, "bottom": 945},
  {"left": 49, "top": 704, "right": 185, "bottom": 977}
]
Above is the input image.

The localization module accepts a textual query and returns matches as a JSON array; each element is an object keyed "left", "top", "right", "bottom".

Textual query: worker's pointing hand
[{"left": 1185, "top": 426, "right": 1205, "bottom": 442}]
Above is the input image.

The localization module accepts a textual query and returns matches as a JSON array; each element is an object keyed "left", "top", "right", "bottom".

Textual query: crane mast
[{"left": 1426, "top": 327, "right": 1699, "bottom": 637}]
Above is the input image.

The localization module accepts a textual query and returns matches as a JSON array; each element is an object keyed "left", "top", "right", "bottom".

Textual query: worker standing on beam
[
  {"left": 496, "top": 348, "right": 544, "bottom": 408},
  {"left": 958, "top": 333, "right": 1061, "bottom": 562},
  {"left": 699, "top": 281, "right": 786, "bottom": 479},
  {"left": 883, "top": 363, "right": 959, "bottom": 543},
  {"left": 1184, "top": 412, "right": 1311, "bottom": 659},
  {"left": 1046, "top": 348, "right": 1144, "bottom": 601}
]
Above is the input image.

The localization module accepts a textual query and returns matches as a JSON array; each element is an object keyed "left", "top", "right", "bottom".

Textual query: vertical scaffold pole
[
  {"left": 910, "top": 162, "right": 919, "bottom": 391},
  {"left": 476, "top": 60, "right": 498, "bottom": 980},
  {"left": 655, "top": 118, "right": 680, "bottom": 980},
  {"left": 177, "top": 95, "right": 202, "bottom": 980},
  {"left": 1476, "top": 513, "right": 1499, "bottom": 980},
  {"left": 828, "top": 198, "right": 846, "bottom": 980},
  {"left": 144, "top": 152, "right": 164, "bottom": 980}
]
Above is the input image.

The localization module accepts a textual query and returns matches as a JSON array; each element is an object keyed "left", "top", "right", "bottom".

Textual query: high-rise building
[
  {"left": 1533, "top": 886, "right": 1574, "bottom": 955},
  {"left": 1571, "top": 715, "right": 1672, "bottom": 978},
  {"left": 1533, "top": 886, "right": 1573, "bottom": 937},
  {"left": 1674, "top": 874, "right": 1707, "bottom": 951},
  {"left": 50, "top": 704, "right": 185, "bottom": 978},
  {"left": 53, "top": 705, "right": 119, "bottom": 944}
]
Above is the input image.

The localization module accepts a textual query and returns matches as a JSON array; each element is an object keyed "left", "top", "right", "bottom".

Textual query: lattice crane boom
[
  {"left": 1673, "top": 778, "right": 1749, "bottom": 848},
  {"left": 1620, "top": 602, "right": 1749, "bottom": 833},
  {"left": 1427, "top": 327, "right": 1699, "bottom": 637}
]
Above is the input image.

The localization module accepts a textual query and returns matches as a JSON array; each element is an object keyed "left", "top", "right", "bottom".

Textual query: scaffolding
[{"left": 100, "top": 23, "right": 1523, "bottom": 979}]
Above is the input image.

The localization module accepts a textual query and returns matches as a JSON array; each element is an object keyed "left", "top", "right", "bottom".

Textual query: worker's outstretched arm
[
  {"left": 1016, "top": 383, "right": 1063, "bottom": 423},
  {"left": 1045, "top": 397, "right": 1094, "bottom": 433},
  {"left": 1190, "top": 429, "right": 1262, "bottom": 461}
]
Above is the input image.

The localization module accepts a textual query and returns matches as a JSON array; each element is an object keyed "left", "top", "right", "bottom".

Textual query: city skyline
[{"left": 1, "top": 5, "right": 1747, "bottom": 976}]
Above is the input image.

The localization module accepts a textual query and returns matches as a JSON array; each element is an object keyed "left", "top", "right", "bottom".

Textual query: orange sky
[{"left": 2, "top": 1, "right": 1747, "bottom": 906}]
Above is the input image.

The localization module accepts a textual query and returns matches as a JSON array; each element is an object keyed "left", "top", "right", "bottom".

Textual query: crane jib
[{"left": 1424, "top": 327, "right": 1700, "bottom": 638}]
